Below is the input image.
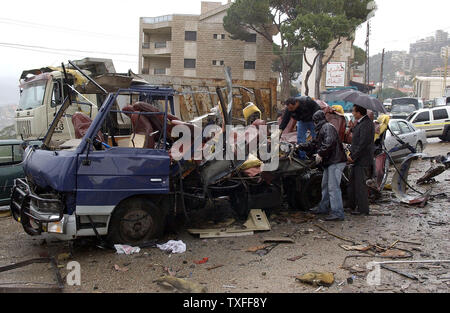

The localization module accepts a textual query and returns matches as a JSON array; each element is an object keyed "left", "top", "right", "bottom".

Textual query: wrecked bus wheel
[
  {"left": 107, "top": 198, "right": 164, "bottom": 245},
  {"left": 286, "top": 171, "right": 323, "bottom": 211}
]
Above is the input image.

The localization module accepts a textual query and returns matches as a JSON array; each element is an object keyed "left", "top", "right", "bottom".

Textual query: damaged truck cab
[{"left": 11, "top": 86, "right": 175, "bottom": 244}]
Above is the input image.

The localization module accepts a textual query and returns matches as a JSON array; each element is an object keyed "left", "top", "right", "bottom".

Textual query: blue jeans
[
  {"left": 318, "top": 162, "right": 346, "bottom": 219},
  {"left": 297, "top": 121, "right": 316, "bottom": 159}
]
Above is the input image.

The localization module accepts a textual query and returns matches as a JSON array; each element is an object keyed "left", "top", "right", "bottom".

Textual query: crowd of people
[{"left": 279, "top": 96, "right": 376, "bottom": 221}]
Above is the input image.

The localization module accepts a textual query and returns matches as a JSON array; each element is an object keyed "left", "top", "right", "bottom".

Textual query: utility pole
[
  {"left": 378, "top": 48, "right": 385, "bottom": 100},
  {"left": 364, "top": 21, "right": 371, "bottom": 93}
]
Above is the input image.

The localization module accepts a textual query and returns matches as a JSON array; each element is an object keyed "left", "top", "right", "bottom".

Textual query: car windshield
[
  {"left": 18, "top": 80, "right": 47, "bottom": 110},
  {"left": 392, "top": 98, "right": 419, "bottom": 108},
  {"left": 391, "top": 104, "right": 416, "bottom": 113}
]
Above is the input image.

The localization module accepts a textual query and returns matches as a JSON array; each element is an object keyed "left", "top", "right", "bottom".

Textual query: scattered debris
[
  {"left": 193, "top": 257, "right": 209, "bottom": 264},
  {"left": 57, "top": 253, "right": 71, "bottom": 262},
  {"left": 207, "top": 264, "right": 224, "bottom": 271},
  {"left": 114, "top": 264, "right": 129, "bottom": 272},
  {"left": 287, "top": 254, "right": 306, "bottom": 262},
  {"left": 314, "top": 224, "right": 357, "bottom": 244},
  {"left": 155, "top": 276, "right": 207, "bottom": 293},
  {"left": 164, "top": 267, "right": 176, "bottom": 277},
  {"left": 380, "top": 264, "right": 418, "bottom": 281},
  {"left": 379, "top": 249, "right": 409, "bottom": 258},
  {"left": 0, "top": 257, "right": 64, "bottom": 293},
  {"left": 223, "top": 285, "right": 236, "bottom": 289},
  {"left": 263, "top": 237, "right": 294, "bottom": 244},
  {"left": 246, "top": 245, "right": 270, "bottom": 252},
  {"left": 156, "top": 240, "right": 186, "bottom": 254},
  {"left": 243, "top": 209, "right": 271, "bottom": 231},
  {"left": 427, "top": 221, "right": 447, "bottom": 226},
  {"left": 391, "top": 153, "right": 432, "bottom": 205},
  {"left": 296, "top": 272, "right": 335, "bottom": 287},
  {"left": 339, "top": 244, "right": 372, "bottom": 252},
  {"left": 188, "top": 209, "right": 270, "bottom": 239},
  {"left": 114, "top": 244, "right": 141, "bottom": 255},
  {"left": 347, "top": 275, "right": 356, "bottom": 284}
]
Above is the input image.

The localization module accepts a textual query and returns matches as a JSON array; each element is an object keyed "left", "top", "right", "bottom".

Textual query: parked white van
[{"left": 407, "top": 106, "right": 450, "bottom": 140}]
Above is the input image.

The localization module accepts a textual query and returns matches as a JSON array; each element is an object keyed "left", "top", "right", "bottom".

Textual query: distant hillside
[
  {"left": 0, "top": 76, "right": 20, "bottom": 106},
  {"left": 0, "top": 104, "right": 16, "bottom": 129},
  {"left": 0, "top": 125, "right": 15, "bottom": 140}
]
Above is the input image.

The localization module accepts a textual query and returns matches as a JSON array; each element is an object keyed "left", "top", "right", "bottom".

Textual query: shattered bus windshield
[{"left": 18, "top": 80, "right": 47, "bottom": 110}]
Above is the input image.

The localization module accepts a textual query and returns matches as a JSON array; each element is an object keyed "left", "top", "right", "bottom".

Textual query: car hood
[{"left": 23, "top": 147, "right": 78, "bottom": 192}]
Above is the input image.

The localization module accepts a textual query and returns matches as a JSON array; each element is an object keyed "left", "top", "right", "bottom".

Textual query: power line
[
  {"left": 0, "top": 17, "right": 135, "bottom": 40},
  {"left": 0, "top": 44, "right": 137, "bottom": 64},
  {"left": 0, "top": 42, "right": 138, "bottom": 57}
]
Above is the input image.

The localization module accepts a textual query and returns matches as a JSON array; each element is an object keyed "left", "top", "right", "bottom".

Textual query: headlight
[{"left": 47, "top": 216, "right": 65, "bottom": 234}]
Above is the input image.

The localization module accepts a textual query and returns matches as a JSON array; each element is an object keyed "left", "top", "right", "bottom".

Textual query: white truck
[{"left": 15, "top": 58, "right": 115, "bottom": 141}]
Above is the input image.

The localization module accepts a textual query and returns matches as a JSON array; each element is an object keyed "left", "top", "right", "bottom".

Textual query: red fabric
[{"left": 72, "top": 112, "right": 104, "bottom": 142}]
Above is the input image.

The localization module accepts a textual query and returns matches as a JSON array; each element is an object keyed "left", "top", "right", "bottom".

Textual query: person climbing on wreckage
[
  {"left": 296, "top": 110, "right": 348, "bottom": 221},
  {"left": 279, "top": 96, "right": 321, "bottom": 159}
]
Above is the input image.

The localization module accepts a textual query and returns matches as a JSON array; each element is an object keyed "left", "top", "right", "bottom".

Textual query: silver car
[{"left": 384, "top": 119, "right": 428, "bottom": 160}]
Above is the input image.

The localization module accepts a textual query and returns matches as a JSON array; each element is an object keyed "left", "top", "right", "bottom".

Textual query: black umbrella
[{"left": 327, "top": 89, "right": 387, "bottom": 114}]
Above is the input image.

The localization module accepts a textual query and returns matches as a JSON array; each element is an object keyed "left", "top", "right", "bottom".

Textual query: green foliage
[
  {"left": 294, "top": 0, "right": 375, "bottom": 52},
  {"left": 224, "top": 0, "right": 303, "bottom": 99},
  {"left": 380, "top": 88, "right": 406, "bottom": 100},
  {"left": 353, "top": 45, "right": 366, "bottom": 66}
]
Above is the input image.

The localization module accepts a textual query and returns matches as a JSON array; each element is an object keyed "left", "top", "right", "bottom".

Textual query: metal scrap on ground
[{"left": 187, "top": 209, "right": 270, "bottom": 239}]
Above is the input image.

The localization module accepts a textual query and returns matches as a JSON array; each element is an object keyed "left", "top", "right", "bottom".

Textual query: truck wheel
[
  {"left": 443, "top": 126, "right": 450, "bottom": 142},
  {"left": 107, "top": 198, "right": 164, "bottom": 246}
]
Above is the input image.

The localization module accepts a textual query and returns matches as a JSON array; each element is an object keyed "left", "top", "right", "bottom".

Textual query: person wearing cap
[
  {"left": 243, "top": 102, "right": 262, "bottom": 126},
  {"left": 279, "top": 96, "right": 321, "bottom": 159},
  {"left": 297, "top": 110, "right": 348, "bottom": 221},
  {"left": 347, "top": 104, "right": 375, "bottom": 216}
]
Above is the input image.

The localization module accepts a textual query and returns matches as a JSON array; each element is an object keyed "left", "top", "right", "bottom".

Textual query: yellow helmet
[{"left": 243, "top": 102, "right": 262, "bottom": 121}]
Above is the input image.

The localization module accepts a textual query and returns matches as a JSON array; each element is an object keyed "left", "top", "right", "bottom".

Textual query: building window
[
  {"left": 154, "top": 68, "right": 166, "bottom": 75},
  {"left": 244, "top": 61, "right": 256, "bottom": 70},
  {"left": 213, "top": 34, "right": 218, "bottom": 39},
  {"left": 212, "top": 60, "right": 224, "bottom": 67},
  {"left": 185, "top": 31, "right": 197, "bottom": 41},
  {"left": 184, "top": 59, "right": 196, "bottom": 69},
  {"left": 212, "top": 60, "right": 217, "bottom": 66},
  {"left": 220, "top": 60, "right": 224, "bottom": 66},
  {"left": 245, "top": 34, "right": 257, "bottom": 42},
  {"left": 154, "top": 42, "right": 167, "bottom": 49},
  {"left": 221, "top": 34, "right": 226, "bottom": 40}
]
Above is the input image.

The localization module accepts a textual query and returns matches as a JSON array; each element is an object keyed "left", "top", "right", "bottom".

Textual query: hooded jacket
[
  {"left": 298, "top": 111, "right": 347, "bottom": 168},
  {"left": 279, "top": 96, "right": 321, "bottom": 130}
]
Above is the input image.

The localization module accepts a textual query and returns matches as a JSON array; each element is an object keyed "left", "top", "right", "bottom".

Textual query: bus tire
[{"left": 107, "top": 197, "right": 164, "bottom": 246}]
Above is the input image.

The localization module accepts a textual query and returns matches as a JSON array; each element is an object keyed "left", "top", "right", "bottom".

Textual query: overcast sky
[{"left": 0, "top": 0, "right": 449, "bottom": 104}]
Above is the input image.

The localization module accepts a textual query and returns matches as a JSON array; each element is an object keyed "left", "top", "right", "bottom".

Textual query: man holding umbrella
[{"left": 347, "top": 104, "right": 375, "bottom": 215}]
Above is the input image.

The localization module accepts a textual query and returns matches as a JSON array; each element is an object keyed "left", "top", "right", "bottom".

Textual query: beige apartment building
[{"left": 138, "top": 1, "right": 276, "bottom": 81}]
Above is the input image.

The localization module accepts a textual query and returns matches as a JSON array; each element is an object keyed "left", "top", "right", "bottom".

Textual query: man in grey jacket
[
  {"left": 347, "top": 104, "right": 375, "bottom": 215},
  {"left": 298, "top": 111, "right": 348, "bottom": 221}
]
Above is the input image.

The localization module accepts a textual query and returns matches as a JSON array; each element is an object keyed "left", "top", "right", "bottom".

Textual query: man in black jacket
[
  {"left": 298, "top": 110, "right": 348, "bottom": 221},
  {"left": 280, "top": 96, "right": 321, "bottom": 159},
  {"left": 347, "top": 104, "right": 375, "bottom": 215}
]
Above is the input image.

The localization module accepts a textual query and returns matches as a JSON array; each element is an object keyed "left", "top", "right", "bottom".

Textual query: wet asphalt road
[{"left": 0, "top": 139, "right": 448, "bottom": 293}]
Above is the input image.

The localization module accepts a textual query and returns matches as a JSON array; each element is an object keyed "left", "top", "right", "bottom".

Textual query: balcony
[
  {"left": 141, "top": 41, "right": 172, "bottom": 56},
  {"left": 141, "top": 68, "right": 171, "bottom": 76}
]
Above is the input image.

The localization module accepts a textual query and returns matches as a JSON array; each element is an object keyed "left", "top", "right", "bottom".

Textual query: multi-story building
[{"left": 138, "top": 1, "right": 276, "bottom": 81}]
